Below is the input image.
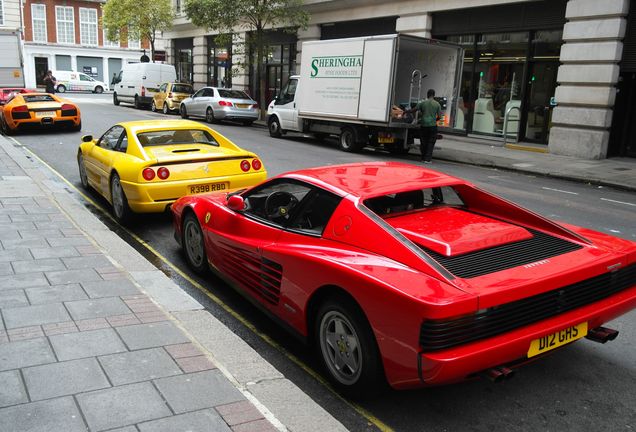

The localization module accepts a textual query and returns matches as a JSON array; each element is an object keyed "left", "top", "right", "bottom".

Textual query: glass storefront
[
  {"left": 207, "top": 37, "right": 232, "bottom": 88},
  {"left": 446, "top": 30, "right": 562, "bottom": 144},
  {"left": 249, "top": 30, "right": 297, "bottom": 106}
]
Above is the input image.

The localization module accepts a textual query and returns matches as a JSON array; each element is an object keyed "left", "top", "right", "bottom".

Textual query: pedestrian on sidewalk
[
  {"left": 43, "top": 70, "right": 57, "bottom": 94},
  {"left": 409, "top": 89, "right": 441, "bottom": 163}
]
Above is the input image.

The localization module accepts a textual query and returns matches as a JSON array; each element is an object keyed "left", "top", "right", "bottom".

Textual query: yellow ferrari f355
[{"left": 77, "top": 119, "right": 267, "bottom": 222}]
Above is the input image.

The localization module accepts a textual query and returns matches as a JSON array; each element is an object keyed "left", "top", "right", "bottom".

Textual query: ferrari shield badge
[{"left": 204, "top": 212, "right": 211, "bottom": 224}]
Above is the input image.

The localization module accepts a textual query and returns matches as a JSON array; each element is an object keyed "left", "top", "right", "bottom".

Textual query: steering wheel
[{"left": 264, "top": 191, "right": 299, "bottom": 221}]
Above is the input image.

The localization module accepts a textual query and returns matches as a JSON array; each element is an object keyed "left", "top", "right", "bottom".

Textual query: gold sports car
[
  {"left": 151, "top": 82, "right": 193, "bottom": 114},
  {"left": 0, "top": 92, "right": 81, "bottom": 135},
  {"left": 77, "top": 119, "right": 267, "bottom": 221}
]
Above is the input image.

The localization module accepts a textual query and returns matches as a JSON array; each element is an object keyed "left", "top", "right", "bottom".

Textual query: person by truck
[{"left": 266, "top": 34, "right": 463, "bottom": 154}]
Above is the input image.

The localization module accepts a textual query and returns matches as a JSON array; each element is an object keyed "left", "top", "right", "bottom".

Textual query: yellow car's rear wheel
[{"left": 111, "top": 173, "right": 132, "bottom": 223}]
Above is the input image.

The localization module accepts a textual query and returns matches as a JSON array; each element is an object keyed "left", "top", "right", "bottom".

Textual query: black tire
[
  {"left": 151, "top": 100, "right": 157, "bottom": 112},
  {"left": 57, "top": 84, "right": 67, "bottom": 93},
  {"left": 162, "top": 103, "right": 170, "bottom": 115},
  {"left": 71, "top": 121, "right": 82, "bottom": 132},
  {"left": 180, "top": 104, "right": 188, "bottom": 119},
  {"left": 182, "top": 212, "right": 208, "bottom": 274},
  {"left": 113, "top": 92, "right": 120, "bottom": 106},
  {"left": 315, "top": 294, "right": 385, "bottom": 396},
  {"left": 339, "top": 127, "right": 362, "bottom": 152},
  {"left": 134, "top": 95, "right": 141, "bottom": 109},
  {"left": 268, "top": 116, "right": 282, "bottom": 138},
  {"left": 110, "top": 173, "right": 132, "bottom": 223},
  {"left": 77, "top": 153, "right": 90, "bottom": 190},
  {"left": 206, "top": 107, "right": 215, "bottom": 124},
  {"left": 1, "top": 117, "right": 15, "bottom": 135},
  {"left": 94, "top": 86, "right": 104, "bottom": 94}
]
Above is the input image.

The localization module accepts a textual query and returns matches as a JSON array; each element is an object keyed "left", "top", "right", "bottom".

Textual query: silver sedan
[{"left": 179, "top": 87, "right": 259, "bottom": 125}]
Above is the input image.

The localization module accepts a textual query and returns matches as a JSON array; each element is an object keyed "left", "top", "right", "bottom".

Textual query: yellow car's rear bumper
[{"left": 121, "top": 171, "right": 267, "bottom": 213}]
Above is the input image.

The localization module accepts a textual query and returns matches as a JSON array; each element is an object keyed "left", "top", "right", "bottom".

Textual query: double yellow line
[{"left": 14, "top": 138, "right": 393, "bottom": 432}]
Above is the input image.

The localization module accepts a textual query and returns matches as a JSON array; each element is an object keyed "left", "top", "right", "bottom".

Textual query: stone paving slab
[
  {"left": 65, "top": 297, "right": 131, "bottom": 320},
  {"left": 0, "top": 369, "right": 28, "bottom": 407},
  {"left": 81, "top": 279, "right": 139, "bottom": 298},
  {"left": 154, "top": 370, "right": 244, "bottom": 414},
  {"left": 77, "top": 381, "right": 173, "bottom": 431},
  {"left": 25, "top": 283, "right": 88, "bottom": 305},
  {"left": 0, "top": 290, "right": 29, "bottom": 308},
  {"left": 0, "top": 337, "right": 56, "bottom": 371},
  {"left": 0, "top": 396, "right": 87, "bottom": 432},
  {"left": 2, "top": 303, "right": 71, "bottom": 329},
  {"left": 23, "top": 357, "right": 110, "bottom": 400},
  {"left": 99, "top": 347, "right": 182, "bottom": 386},
  {"left": 115, "top": 321, "right": 190, "bottom": 350},
  {"left": 137, "top": 408, "right": 232, "bottom": 432},
  {"left": 49, "top": 328, "right": 128, "bottom": 361}
]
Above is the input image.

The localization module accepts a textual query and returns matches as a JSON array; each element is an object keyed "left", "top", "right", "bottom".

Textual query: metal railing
[{"left": 503, "top": 105, "right": 521, "bottom": 146}]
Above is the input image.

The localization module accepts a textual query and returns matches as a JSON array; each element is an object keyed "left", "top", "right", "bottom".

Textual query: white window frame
[
  {"left": 31, "top": 4, "right": 47, "bottom": 43},
  {"left": 79, "top": 8, "right": 98, "bottom": 47},
  {"left": 128, "top": 38, "right": 140, "bottom": 49},
  {"left": 55, "top": 6, "right": 75, "bottom": 45},
  {"left": 103, "top": 29, "right": 119, "bottom": 47}
]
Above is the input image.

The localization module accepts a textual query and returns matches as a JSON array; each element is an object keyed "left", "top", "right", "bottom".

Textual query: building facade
[
  {"left": 164, "top": 0, "right": 633, "bottom": 159},
  {"left": 21, "top": 0, "right": 152, "bottom": 89}
]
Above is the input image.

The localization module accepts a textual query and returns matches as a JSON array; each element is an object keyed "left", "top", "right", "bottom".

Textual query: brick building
[{"left": 21, "top": 0, "right": 153, "bottom": 88}]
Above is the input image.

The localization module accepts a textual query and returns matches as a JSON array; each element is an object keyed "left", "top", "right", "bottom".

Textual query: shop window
[
  {"left": 177, "top": 48, "right": 193, "bottom": 83},
  {"left": 532, "top": 30, "right": 563, "bottom": 59},
  {"left": 207, "top": 40, "right": 231, "bottom": 87}
]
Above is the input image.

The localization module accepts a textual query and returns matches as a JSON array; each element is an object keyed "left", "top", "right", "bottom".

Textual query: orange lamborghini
[{"left": 0, "top": 92, "right": 81, "bottom": 135}]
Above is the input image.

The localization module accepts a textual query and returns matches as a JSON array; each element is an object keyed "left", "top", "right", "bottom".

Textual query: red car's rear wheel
[{"left": 316, "top": 295, "right": 385, "bottom": 396}]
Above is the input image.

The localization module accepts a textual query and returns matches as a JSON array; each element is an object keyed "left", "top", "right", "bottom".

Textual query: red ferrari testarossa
[{"left": 172, "top": 162, "right": 636, "bottom": 393}]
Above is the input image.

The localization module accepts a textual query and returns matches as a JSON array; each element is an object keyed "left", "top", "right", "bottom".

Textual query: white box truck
[
  {"left": 0, "top": 30, "right": 25, "bottom": 88},
  {"left": 266, "top": 34, "right": 463, "bottom": 153}
]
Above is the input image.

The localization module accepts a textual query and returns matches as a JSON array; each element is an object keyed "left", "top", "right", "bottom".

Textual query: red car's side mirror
[{"left": 227, "top": 195, "right": 245, "bottom": 211}]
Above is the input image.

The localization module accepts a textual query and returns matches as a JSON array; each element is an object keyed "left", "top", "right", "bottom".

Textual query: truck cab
[{"left": 267, "top": 76, "right": 301, "bottom": 136}]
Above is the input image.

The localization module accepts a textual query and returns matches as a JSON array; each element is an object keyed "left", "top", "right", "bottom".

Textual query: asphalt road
[{"left": 9, "top": 92, "right": 636, "bottom": 432}]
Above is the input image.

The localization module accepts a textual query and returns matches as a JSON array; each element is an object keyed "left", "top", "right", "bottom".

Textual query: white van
[
  {"left": 112, "top": 63, "right": 177, "bottom": 109},
  {"left": 52, "top": 70, "right": 108, "bottom": 93}
]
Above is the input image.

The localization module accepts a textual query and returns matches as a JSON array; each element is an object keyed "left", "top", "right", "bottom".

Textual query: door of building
[
  {"left": 521, "top": 62, "right": 558, "bottom": 144},
  {"left": 34, "top": 57, "right": 48, "bottom": 86},
  {"left": 266, "top": 64, "right": 282, "bottom": 105},
  {"left": 609, "top": 72, "right": 636, "bottom": 157}
]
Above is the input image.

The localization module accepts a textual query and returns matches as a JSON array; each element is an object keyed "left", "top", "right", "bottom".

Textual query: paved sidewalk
[
  {"left": 0, "top": 135, "right": 346, "bottom": 431},
  {"left": 433, "top": 135, "right": 636, "bottom": 192}
]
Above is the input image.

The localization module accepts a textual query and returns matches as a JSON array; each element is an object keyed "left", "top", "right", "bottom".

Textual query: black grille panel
[
  {"left": 422, "top": 229, "right": 583, "bottom": 279},
  {"left": 217, "top": 243, "right": 283, "bottom": 305},
  {"left": 419, "top": 263, "right": 636, "bottom": 352}
]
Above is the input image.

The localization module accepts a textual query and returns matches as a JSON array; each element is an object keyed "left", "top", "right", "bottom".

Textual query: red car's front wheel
[{"left": 182, "top": 213, "right": 208, "bottom": 274}]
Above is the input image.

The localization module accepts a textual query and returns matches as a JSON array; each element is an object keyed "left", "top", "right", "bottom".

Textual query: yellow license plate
[
  {"left": 36, "top": 111, "right": 56, "bottom": 117},
  {"left": 189, "top": 182, "right": 228, "bottom": 194},
  {"left": 378, "top": 137, "right": 395, "bottom": 144},
  {"left": 527, "top": 322, "right": 587, "bottom": 358},
  {"left": 235, "top": 103, "right": 249, "bottom": 109}
]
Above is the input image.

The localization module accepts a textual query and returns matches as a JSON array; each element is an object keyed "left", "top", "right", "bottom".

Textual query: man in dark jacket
[{"left": 43, "top": 71, "right": 56, "bottom": 93}]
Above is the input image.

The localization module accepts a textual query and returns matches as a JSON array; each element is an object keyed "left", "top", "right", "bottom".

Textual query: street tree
[
  {"left": 102, "top": 0, "right": 174, "bottom": 61},
  {"left": 183, "top": 0, "right": 309, "bottom": 116}
]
